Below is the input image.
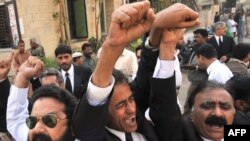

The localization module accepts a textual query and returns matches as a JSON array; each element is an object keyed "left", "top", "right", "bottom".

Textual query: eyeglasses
[{"left": 26, "top": 113, "right": 66, "bottom": 129}]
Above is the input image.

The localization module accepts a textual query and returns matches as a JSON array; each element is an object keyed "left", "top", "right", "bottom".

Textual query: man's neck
[{"left": 206, "top": 58, "right": 217, "bottom": 68}]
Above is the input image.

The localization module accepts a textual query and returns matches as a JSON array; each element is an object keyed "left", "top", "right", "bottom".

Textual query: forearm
[
  {"left": 149, "top": 27, "right": 163, "bottom": 47},
  {"left": 7, "top": 85, "right": 29, "bottom": 141},
  {"left": 92, "top": 42, "right": 123, "bottom": 87},
  {"left": 14, "top": 73, "right": 30, "bottom": 88},
  {"left": 159, "top": 43, "right": 176, "bottom": 61}
]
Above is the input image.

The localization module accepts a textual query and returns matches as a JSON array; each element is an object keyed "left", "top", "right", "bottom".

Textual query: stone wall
[{"left": 15, "top": 0, "right": 59, "bottom": 57}]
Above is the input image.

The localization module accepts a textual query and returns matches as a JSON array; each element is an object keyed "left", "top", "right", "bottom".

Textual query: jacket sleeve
[
  {"left": 149, "top": 76, "right": 183, "bottom": 141},
  {"left": 0, "top": 79, "right": 10, "bottom": 132},
  {"left": 72, "top": 93, "right": 108, "bottom": 141},
  {"left": 130, "top": 44, "right": 159, "bottom": 114}
]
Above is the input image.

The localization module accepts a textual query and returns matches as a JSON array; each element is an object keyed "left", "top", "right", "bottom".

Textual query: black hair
[
  {"left": 39, "top": 68, "right": 64, "bottom": 85},
  {"left": 193, "top": 29, "right": 208, "bottom": 37},
  {"left": 18, "top": 40, "right": 25, "bottom": 44},
  {"left": 112, "top": 69, "right": 129, "bottom": 86},
  {"left": 188, "top": 81, "right": 230, "bottom": 109},
  {"left": 55, "top": 44, "right": 72, "bottom": 57},
  {"left": 226, "top": 75, "right": 250, "bottom": 103},
  {"left": 30, "top": 85, "right": 77, "bottom": 120},
  {"left": 232, "top": 43, "right": 250, "bottom": 60},
  {"left": 81, "top": 43, "right": 92, "bottom": 51},
  {"left": 196, "top": 43, "right": 217, "bottom": 59}
]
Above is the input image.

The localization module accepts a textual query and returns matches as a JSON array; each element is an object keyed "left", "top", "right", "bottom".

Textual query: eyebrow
[
  {"left": 200, "top": 100, "right": 232, "bottom": 107},
  {"left": 114, "top": 94, "right": 134, "bottom": 107}
]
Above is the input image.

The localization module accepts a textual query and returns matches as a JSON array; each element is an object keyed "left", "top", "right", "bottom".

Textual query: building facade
[{"left": 0, "top": 0, "right": 124, "bottom": 57}]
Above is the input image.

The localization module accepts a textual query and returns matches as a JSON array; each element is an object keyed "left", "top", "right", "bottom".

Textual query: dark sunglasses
[{"left": 26, "top": 114, "right": 66, "bottom": 129}]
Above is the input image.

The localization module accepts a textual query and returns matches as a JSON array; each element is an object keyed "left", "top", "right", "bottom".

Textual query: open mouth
[{"left": 130, "top": 115, "right": 136, "bottom": 122}]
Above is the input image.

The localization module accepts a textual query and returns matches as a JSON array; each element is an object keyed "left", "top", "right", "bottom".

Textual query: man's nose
[
  {"left": 213, "top": 106, "right": 224, "bottom": 117},
  {"left": 31, "top": 120, "right": 47, "bottom": 134},
  {"left": 125, "top": 101, "right": 135, "bottom": 114}
]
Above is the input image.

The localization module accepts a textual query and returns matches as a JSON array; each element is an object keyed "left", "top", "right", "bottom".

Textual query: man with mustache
[
  {"left": 184, "top": 81, "right": 235, "bottom": 141},
  {"left": 145, "top": 13, "right": 235, "bottom": 141},
  {"left": 7, "top": 56, "right": 77, "bottom": 141},
  {"left": 55, "top": 44, "right": 92, "bottom": 99}
]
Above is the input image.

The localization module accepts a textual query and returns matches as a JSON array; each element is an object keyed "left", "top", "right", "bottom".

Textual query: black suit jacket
[
  {"left": 61, "top": 65, "right": 92, "bottom": 99},
  {"left": 149, "top": 75, "right": 206, "bottom": 141},
  {"left": 0, "top": 79, "right": 10, "bottom": 132},
  {"left": 72, "top": 45, "right": 162, "bottom": 141},
  {"left": 207, "top": 35, "right": 235, "bottom": 61},
  {"left": 72, "top": 65, "right": 92, "bottom": 99}
]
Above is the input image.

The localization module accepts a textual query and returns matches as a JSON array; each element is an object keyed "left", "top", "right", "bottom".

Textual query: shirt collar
[
  {"left": 61, "top": 64, "right": 74, "bottom": 77},
  {"left": 105, "top": 127, "right": 126, "bottom": 141},
  {"left": 200, "top": 136, "right": 224, "bottom": 141},
  {"left": 215, "top": 35, "right": 223, "bottom": 41}
]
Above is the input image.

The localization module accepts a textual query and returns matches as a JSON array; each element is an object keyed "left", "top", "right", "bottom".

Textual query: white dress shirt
[
  {"left": 86, "top": 58, "right": 175, "bottom": 140},
  {"left": 215, "top": 35, "right": 223, "bottom": 46},
  {"left": 201, "top": 136, "right": 224, "bottom": 141},
  {"left": 207, "top": 60, "right": 233, "bottom": 84},
  {"left": 98, "top": 48, "right": 138, "bottom": 81},
  {"left": 7, "top": 86, "right": 29, "bottom": 141},
  {"left": 61, "top": 64, "right": 74, "bottom": 92}
]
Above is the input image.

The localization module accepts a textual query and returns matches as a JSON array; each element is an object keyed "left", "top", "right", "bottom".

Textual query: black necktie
[
  {"left": 65, "top": 72, "right": 72, "bottom": 93},
  {"left": 125, "top": 133, "right": 133, "bottom": 141},
  {"left": 219, "top": 37, "right": 223, "bottom": 48}
]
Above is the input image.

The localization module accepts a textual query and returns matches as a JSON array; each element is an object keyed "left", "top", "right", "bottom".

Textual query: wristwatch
[{"left": 196, "top": 65, "right": 199, "bottom": 71}]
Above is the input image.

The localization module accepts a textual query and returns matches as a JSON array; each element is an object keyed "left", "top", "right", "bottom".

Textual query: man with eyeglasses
[{"left": 7, "top": 56, "right": 77, "bottom": 141}]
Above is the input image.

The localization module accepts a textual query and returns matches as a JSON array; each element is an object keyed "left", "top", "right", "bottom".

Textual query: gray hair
[
  {"left": 212, "top": 21, "right": 226, "bottom": 32},
  {"left": 30, "top": 38, "right": 38, "bottom": 44},
  {"left": 39, "top": 68, "right": 64, "bottom": 85}
]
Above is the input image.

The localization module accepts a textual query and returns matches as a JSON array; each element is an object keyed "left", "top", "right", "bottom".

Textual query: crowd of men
[{"left": 0, "top": 1, "right": 250, "bottom": 141}]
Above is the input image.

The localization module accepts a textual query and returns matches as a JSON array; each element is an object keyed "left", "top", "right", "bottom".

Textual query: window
[
  {"left": 0, "top": 0, "right": 20, "bottom": 48},
  {"left": 100, "top": 0, "right": 106, "bottom": 34},
  {"left": 127, "top": 0, "right": 137, "bottom": 3},
  {"left": 67, "top": 0, "right": 88, "bottom": 39}
]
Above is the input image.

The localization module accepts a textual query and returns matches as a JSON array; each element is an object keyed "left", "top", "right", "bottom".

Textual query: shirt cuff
[
  {"left": 86, "top": 75, "right": 115, "bottom": 106},
  {"left": 153, "top": 57, "right": 175, "bottom": 79},
  {"left": 144, "top": 37, "right": 159, "bottom": 52},
  {"left": 0, "top": 78, "right": 6, "bottom": 83}
]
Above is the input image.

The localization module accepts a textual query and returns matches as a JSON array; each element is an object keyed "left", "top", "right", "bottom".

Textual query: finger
[
  {"left": 142, "top": 8, "right": 155, "bottom": 31},
  {"left": 112, "top": 9, "right": 130, "bottom": 26},
  {"left": 131, "top": 1, "right": 150, "bottom": 25},
  {"left": 0, "top": 60, "right": 4, "bottom": 68},
  {"left": 120, "top": 6, "right": 138, "bottom": 28},
  {"left": 177, "top": 19, "right": 200, "bottom": 28},
  {"left": 35, "top": 60, "right": 45, "bottom": 73},
  {"left": 182, "top": 6, "right": 199, "bottom": 21},
  {"left": 26, "top": 56, "right": 36, "bottom": 67},
  {"left": 5, "top": 51, "right": 15, "bottom": 66}
]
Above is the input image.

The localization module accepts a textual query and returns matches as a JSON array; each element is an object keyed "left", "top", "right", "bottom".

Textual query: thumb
[
  {"left": 142, "top": 8, "right": 155, "bottom": 31},
  {"left": 6, "top": 51, "right": 14, "bottom": 64}
]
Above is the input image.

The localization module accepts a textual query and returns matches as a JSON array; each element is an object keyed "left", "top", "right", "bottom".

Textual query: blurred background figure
[
  {"left": 29, "top": 38, "right": 45, "bottom": 58},
  {"left": 81, "top": 43, "right": 96, "bottom": 71},
  {"left": 72, "top": 52, "right": 84, "bottom": 66},
  {"left": 13, "top": 40, "right": 31, "bottom": 73}
]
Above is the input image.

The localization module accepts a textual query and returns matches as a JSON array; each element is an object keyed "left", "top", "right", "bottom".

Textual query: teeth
[
  {"left": 129, "top": 116, "right": 136, "bottom": 122},
  {"left": 210, "top": 125, "right": 222, "bottom": 129}
]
